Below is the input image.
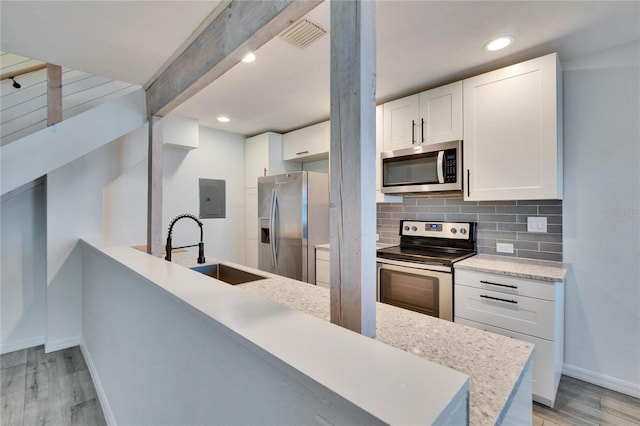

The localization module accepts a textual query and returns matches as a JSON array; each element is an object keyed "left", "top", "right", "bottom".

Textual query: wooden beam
[
  {"left": 329, "top": 0, "right": 377, "bottom": 337},
  {"left": 146, "top": 0, "right": 321, "bottom": 117},
  {"left": 47, "top": 64, "right": 62, "bottom": 126},
  {"left": 147, "top": 116, "right": 163, "bottom": 256}
]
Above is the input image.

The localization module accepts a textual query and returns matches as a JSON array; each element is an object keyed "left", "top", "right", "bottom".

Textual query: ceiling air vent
[{"left": 280, "top": 17, "right": 327, "bottom": 49}]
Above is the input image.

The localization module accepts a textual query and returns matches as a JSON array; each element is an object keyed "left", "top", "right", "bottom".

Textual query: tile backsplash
[{"left": 376, "top": 195, "right": 563, "bottom": 262}]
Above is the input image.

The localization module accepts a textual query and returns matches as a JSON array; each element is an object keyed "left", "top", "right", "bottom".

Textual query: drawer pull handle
[
  {"left": 480, "top": 294, "right": 518, "bottom": 304},
  {"left": 480, "top": 280, "right": 518, "bottom": 289},
  {"left": 296, "top": 150, "right": 309, "bottom": 155}
]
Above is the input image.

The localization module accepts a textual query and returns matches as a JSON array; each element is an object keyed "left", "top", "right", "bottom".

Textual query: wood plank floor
[
  {"left": 1, "top": 345, "right": 106, "bottom": 426},
  {"left": 534, "top": 375, "right": 640, "bottom": 425},
  {"left": 2, "top": 346, "right": 639, "bottom": 425}
]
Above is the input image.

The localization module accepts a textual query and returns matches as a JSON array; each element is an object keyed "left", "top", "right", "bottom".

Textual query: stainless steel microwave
[{"left": 381, "top": 140, "right": 462, "bottom": 194}]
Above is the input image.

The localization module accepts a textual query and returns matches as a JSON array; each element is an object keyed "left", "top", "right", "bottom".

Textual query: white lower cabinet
[
  {"left": 454, "top": 269, "right": 564, "bottom": 407},
  {"left": 315, "top": 248, "right": 330, "bottom": 288}
]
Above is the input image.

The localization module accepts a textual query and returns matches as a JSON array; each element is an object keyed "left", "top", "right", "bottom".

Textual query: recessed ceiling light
[
  {"left": 484, "top": 36, "right": 514, "bottom": 52},
  {"left": 217, "top": 116, "right": 230, "bottom": 123},
  {"left": 241, "top": 53, "right": 256, "bottom": 63}
]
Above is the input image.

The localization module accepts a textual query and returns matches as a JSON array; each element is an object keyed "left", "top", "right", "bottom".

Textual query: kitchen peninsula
[{"left": 80, "top": 242, "right": 533, "bottom": 425}]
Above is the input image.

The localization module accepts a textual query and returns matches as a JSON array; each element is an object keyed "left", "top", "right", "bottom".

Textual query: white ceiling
[{"left": 2, "top": 1, "right": 639, "bottom": 137}]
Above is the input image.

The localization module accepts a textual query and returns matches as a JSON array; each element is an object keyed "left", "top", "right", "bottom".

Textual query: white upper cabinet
[
  {"left": 376, "top": 105, "right": 403, "bottom": 203},
  {"left": 245, "top": 133, "right": 270, "bottom": 187},
  {"left": 463, "top": 53, "right": 563, "bottom": 201},
  {"left": 383, "top": 81, "right": 463, "bottom": 151},
  {"left": 245, "top": 132, "right": 300, "bottom": 189},
  {"left": 419, "top": 81, "right": 463, "bottom": 145},
  {"left": 162, "top": 114, "right": 199, "bottom": 150},
  {"left": 283, "top": 121, "right": 330, "bottom": 162},
  {"left": 382, "top": 94, "right": 420, "bottom": 151}
]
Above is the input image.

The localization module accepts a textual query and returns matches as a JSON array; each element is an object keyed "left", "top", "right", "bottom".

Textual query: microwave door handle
[{"left": 437, "top": 150, "right": 445, "bottom": 183}]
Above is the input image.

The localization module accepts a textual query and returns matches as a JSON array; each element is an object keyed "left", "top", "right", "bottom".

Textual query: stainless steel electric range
[{"left": 376, "top": 220, "right": 476, "bottom": 321}]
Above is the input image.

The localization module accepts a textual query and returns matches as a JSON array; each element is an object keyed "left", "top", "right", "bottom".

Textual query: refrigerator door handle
[{"left": 270, "top": 189, "right": 278, "bottom": 267}]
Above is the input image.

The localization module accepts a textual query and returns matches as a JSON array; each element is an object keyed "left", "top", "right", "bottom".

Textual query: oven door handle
[{"left": 437, "top": 150, "right": 445, "bottom": 184}]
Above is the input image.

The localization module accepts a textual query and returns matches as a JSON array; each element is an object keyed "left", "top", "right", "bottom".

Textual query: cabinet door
[
  {"left": 382, "top": 94, "right": 420, "bottom": 151},
  {"left": 315, "top": 249, "right": 330, "bottom": 288},
  {"left": 455, "top": 317, "right": 558, "bottom": 406},
  {"left": 375, "top": 105, "right": 403, "bottom": 203},
  {"left": 419, "top": 81, "right": 462, "bottom": 144},
  {"left": 245, "top": 134, "right": 269, "bottom": 188},
  {"left": 283, "top": 121, "right": 330, "bottom": 161},
  {"left": 244, "top": 188, "right": 259, "bottom": 268},
  {"left": 463, "top": 53, "right": 562, "bottom": 201}
]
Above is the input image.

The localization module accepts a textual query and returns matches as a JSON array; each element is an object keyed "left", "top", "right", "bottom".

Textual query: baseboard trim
[
  {"left": 80, "top": 339, "right": 116, "bottom": 426},
  {"left": 45, "top": 336, "right": 81, "bottom": 353},
  {"left": 0, "top": 336, "right": 45, "bottom": 354},
  {"left": 563, "top": 363, "right": 640, "bottom": 398}
]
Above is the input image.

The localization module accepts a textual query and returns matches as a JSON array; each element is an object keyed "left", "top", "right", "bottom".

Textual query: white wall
[
  {"left": 162, "top": 126, "right": 245, "bottom": 262},
  {"left": 0, "top": 179, "right": 46, "bottom": 353},
  {"left": 562, "top": 40, "right": 640, "bottom": 397},
  {"left": 47, "top": 123, "right": 246, "bottom": 350},
  {"left": 47, "top": 130, "right": 146, "bottom": 350}
]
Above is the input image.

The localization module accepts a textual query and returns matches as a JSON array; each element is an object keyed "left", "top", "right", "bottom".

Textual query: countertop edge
[{"left": 455, "top": 254, "right": 570, "bottom": 283}]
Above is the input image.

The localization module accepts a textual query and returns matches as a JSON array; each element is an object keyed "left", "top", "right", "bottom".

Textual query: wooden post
[
  {"left": 147, "top": 116, "right": 163, "bottom": 256},
  {"left": 329, "top": 0, "right": 377, "bottom": 337},
  {"left": 47, "top": 64, "right": 62, "bottom": 126}
]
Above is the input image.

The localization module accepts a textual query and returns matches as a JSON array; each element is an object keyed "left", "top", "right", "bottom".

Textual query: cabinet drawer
[
  {"left": 455, "top": 317, "right": 557, "bottom": 405},
  {"left": 455, "top": 269, "right": 556, "bottom": 301},
  {"left": 455, "top": 284, "right": 555, "bottom": 339},
  {"left": 316, "top": 249, "right": 330, "bottom": 262},
  {"left": 316, "top": 259, "right": 330, "bottom": 284}
]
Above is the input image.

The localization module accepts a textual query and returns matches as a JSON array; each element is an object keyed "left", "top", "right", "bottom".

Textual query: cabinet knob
[{"left": 264, "top": 168, "right": 267, "bottom": 176}]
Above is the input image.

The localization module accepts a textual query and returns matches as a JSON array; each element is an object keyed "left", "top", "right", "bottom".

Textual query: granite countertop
[
  {"left": 168, "top": 251, "right": 533, "bottom": 425},
  {"left": 237, "top": 279, "right": 532, "bottom": 426},
  {"left": 455, "top": 254, "right": 570, "bottom": 282}
]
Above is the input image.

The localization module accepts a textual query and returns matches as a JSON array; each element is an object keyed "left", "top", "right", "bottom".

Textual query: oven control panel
[{"left": 400, "top": 220, "right": 472, "bottom": 240}]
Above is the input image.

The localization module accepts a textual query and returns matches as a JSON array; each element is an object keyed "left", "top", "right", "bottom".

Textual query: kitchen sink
[{"left": 190, "top": 264, "right": 267, "bottom": 285}]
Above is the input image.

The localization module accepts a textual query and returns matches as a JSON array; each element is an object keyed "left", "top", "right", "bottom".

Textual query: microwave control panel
[{"left": 444, "top": 149, "right": 457, "bottom": 183}]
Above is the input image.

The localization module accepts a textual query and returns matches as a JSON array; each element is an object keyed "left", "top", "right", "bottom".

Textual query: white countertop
[
  {"left": 455, "top": 254, "right": 570, "bottom": 282},
  {"left": 114, "top": 247, "right": 469, "bottom": 425},
  {"left": 171, "top": 251, "right": 534, "bottom": 425}
]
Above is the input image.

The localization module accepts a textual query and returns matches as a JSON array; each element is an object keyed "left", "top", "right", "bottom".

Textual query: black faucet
[{"left": 165, "top": 213, "right": 206, "bottom": 264}]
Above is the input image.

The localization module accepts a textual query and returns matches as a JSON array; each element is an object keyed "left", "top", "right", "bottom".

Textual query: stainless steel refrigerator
[{"left": 258, "top": 171, "right": 329, "bottom": 284}]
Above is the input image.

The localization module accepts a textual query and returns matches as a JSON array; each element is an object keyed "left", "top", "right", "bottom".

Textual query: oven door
[{"left": 376, "top": 262, "right": 452, "bottom": 321}]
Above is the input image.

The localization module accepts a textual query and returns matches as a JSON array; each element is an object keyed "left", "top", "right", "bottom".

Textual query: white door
[
  {"left": 383, "top": 94, "right": 420, "bottom": 151},
  {"left": 463, "top": 53, "right": 561, "bottom": 201},
  {"left": 245, "top": 134, "right": 269, "bottom": 188},
  {"left": 419, "top": 81, "right": 463, "bottom": 145}
]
